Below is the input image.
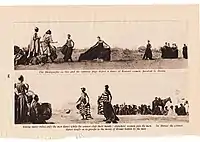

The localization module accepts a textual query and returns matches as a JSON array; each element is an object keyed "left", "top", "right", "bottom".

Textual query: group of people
[
  {"left": 161, "top": 42, "right": 179, "bottom": 58},
  {"left": 14, "top": 27, "right": 189, "bottom": 66},
  {"left": 112, "top": 102, "right": 188, "bottom": 116},
  {"left": 76, "top": 85, "right": 119, "bottom": 123},
  {"left": 14, "top": 27, "right": 112, "bottom": 65},
  {"left": 142, "top": 40, "right": 188, "bottom": 60},
  {"left": 14, "top": 75, "right": 50, "bottom": 124},
  {"left": 15, "top": 75, "right": 189, "bottom": 124},
  {"left": 14, "top": 28, "right": 58, "bottom": 65}
]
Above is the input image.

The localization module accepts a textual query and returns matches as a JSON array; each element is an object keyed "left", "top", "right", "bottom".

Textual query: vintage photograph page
[{"left": 0, "top": 5, "right": 199, "bottom": 138}]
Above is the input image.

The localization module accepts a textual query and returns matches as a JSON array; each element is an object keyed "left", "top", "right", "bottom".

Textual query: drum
[{"left": 40, "top": 103, "right": 52, "bottom": 120}]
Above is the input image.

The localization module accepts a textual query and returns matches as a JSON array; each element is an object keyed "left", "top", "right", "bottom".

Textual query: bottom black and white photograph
[{"left": 13, "top": 71, "right": 189, "bottom": 124}]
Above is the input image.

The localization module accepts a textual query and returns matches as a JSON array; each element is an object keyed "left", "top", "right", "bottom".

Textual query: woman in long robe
[
  {"left": 183, "top": 44, "right": 188, "bottom": 59},
  {"left": 14, "top": 75, "right": 29, "bottom": 124},
  {"left": 98, "top": 85, "right": 119, "bottom": 123},
  {"left": 79, "top": 36, "right": 111, "bottom": 61},
  {"left": 63, "top": 34, "right": 75, "bottom": 62},
  {"left": 28, "top": 27, "right": 41, "bottom": 58},
  {"left": 143, "top": 40, "right": 153, "bottom": 60},
  {"left": 41, "top": 30, "right": 55, "bottom": 62},
  {"left": 76, "top": 87, "right": 93, "bottom": 120}
]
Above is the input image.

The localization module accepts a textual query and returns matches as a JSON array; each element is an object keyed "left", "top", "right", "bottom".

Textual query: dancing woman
[
  {"left": 76, "top": 87, "right": 93, "bottom": 120},
  {"left": 63, "top": 34, "right": 75, "bottom": 62},
  {"left": 41, "top": 30, "right": 57, "bottom": 62}
]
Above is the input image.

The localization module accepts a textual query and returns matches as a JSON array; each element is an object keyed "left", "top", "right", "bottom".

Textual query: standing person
[
  {"left": 161, "top": 42, "right": 168, "bottom": 58},
  {"left": 152, "top": 97, "right": 158, "bottom": 115},
  {"left": 28, "top": 27, "right": 41, "bottom": 58},
  {"left": 168, "top": 43, "right": 171, "bottom": 48},
  {"left": 184, "top": 101, "right": 189, "bottom": 115},
  {"left": 179, "top": 104, "right": 187, "bottom": 116},
  {"left": 98, "top": 85, "right": 119, "bottom": 123},
  {"left": 14, "top": 75, "right": 29, "bottom": 124},
  {"left": 182, "top": 44, "right": 188, "bottom": 59},
  {"left": 41, "top": 30, "right": 56, "bottom": 63},
  {"left": 63, "top": 34, "right": 75, "bottom": 62},
  {"left": 26, "top": 95, "right": 33, "bottom": 123},
  {"left": 31, "top": 95, "right": 43, "bottom": 124},
  {"left": 79, "top": 36, "right": 111, "bottom": 61},
  {"left": 76, "top": 87, "right": 93, "bottom": 120},
  {"left": 168, "top": 106, "right": 177, "bottom": 116},
  {"left": 91, "top": 36, "right": 110, "bottom": 60},
  {"left": 94, "top": 36, "right": 110, "bottom": 49},
  {"left": 142, "top": 40, "right": 153, "bottom": 60}
]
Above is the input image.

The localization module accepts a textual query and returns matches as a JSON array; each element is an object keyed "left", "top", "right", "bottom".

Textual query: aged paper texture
[{"left": 0, "top": 5, "right": 199, "bottom": 138}]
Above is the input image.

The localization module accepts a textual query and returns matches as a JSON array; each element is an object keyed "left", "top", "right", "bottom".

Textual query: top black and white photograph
[{"left": 13, "top": 8, "right": 189, "bottom": 70}]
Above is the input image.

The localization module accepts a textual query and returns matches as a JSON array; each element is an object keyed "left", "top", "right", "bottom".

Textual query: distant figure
[
  {"left": 161, "top": 42, "right": 168, "bottom": 58},
  {"left": 168, "top": 43, "right": 170, "bottom": 48},
  {"left": 182, "top": 44, "right": 188, "bottom": 59},
  {"left": 79, "top": 36, "right": 111, "bottom": 61},
  {"left": 146, "top": 105, "right": 152, "bottom": 115},
  {"left": 179, "top": 104, "right": 187, "bottom": 116},
  {"left": 113, "top": 104, "right": 119, "bottom": 115},
  {"left": 167, "top": 106, "right": 177, "bottom": 116},
  {"left": 172, "top": 43, "right": 178, "bottom": 58},
  {"left": 152, "top": 97, "right": 158, "bottom": 114},
  {"left": 28, "top": 27, "right": 41, "bottom": 58},
  {"left": 143, "top": 40, "right": 153, "bottom": 60},
  {"left": 76, "top": 87, "right": 93, "bottom": 120},
  {"left": 98, "top": 85, "right": 119, "bottom": 123},
  {"left": 62, "top": 34, "right": 75, "bottom": 62},
  {"left": 184, "top": 101, "right": 189, "bottom": 115},
  {"left": 163, "top": 106, "right": 169, "bottom": 115}
]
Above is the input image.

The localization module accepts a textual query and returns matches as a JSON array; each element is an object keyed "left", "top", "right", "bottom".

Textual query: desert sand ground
[
  {"left": 46, "top": 104, "right": 189, "bottom": 124},
  {"left": 15, "top": 58, "right": 188, "bottom": 70},
  {"left": 15, "top": 48, "right": 188, "bottom": 70}
]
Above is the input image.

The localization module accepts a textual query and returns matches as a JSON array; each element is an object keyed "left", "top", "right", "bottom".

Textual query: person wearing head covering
[
  {"left": 152, "top": 97, "right": 158, "bottom": 115},
  {"left": 179, "top": 103, "right": 187, "bottom": 116},
  {"left": 62, "top": 34, "right": 75, "bottom": 62},
  {"left": 41, "top": 29, "right": 55, "bottom": 62},
  {"left": 76, "top": 87, "right": 93, "bottom": 120},
  {"left": 14, "top": 75, "right": 29, "bottom": 124},
  {"left": 28, "top": 27, "right": 41, "bottom": 58},
  {"left": 161, "top": 42, "right": 168, "bottom": 58},
  {"left": 171, "top": 43, "right": 178, "bottom": 58},
  {"left": 142, "top": 40, "right": 153, "bottom": 60},
  {"left": 184, "top": 100, "right": 189, "bottom": 115},
  {"left": 98, "top": 85, "right": 119, "bottom": 123},
  {"left": 182, "top": 44, "right": 188, "bottom": 59}
]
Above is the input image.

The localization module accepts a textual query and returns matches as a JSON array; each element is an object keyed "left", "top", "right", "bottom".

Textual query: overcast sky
[
  {"left": 14, "top": 71, "right": 188, "bottom": 110},
  {"left": 13, "top": 20, "right": 187, "bottom": 50}
]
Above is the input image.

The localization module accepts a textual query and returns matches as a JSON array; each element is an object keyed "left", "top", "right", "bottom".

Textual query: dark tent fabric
[{"left": 79, "top": 44, "right": 111, "bottom": 61}]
